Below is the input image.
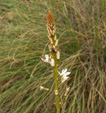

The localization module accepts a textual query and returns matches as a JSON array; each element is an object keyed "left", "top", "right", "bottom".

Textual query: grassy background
[{"left": 0, "top": 0, "right": 106, "bottom": 113}]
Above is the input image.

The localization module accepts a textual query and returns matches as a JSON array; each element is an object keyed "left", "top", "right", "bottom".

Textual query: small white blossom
[
  {"left": 58, "top": 69, "right": 71, "bottom": 83},
  {"left": 41, "top": 54, "right": 55, "bottom": 67},
  {"left": 41, "top": 54, "right": 50, "bottom": 63}
]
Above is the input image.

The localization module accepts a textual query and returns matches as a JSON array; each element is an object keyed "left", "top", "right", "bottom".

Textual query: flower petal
[
  {"left": 61, "top": 76, "right": 68, "bottom": 83},
  {"left": 62, "top": 68, "right": 67, "bottom": 74},
  {"left": 64, "top": 72, "right": 71, "bottom": 76},
  {"left": 50, "top": 59, "right": 55, "bottom": 67}
]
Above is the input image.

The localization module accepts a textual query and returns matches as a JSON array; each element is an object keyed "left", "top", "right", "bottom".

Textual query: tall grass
[{"left": 0, "top": 0, "right": 106, "bottom": 113}]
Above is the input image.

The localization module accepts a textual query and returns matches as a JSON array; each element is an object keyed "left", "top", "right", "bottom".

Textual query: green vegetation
[{"left": 0, "top": 0, "right": 106, "bottom": 113}]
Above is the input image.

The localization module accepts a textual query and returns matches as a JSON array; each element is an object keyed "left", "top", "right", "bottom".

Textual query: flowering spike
[{"left": 41, "top": 11, "right": 61, "bottom": 112}]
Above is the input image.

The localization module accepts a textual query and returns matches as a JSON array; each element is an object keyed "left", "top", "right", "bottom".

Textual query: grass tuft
[{"left": 0, "top": 0, "right": 106, "bottom": 113}]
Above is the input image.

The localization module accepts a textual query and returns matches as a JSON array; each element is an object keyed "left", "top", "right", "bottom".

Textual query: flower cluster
[
  {"left": 41, "top": 11, "right": 71, "bottom": 83},
  {"left": 58, "top": 68, "right": 71, "bottom": 83},
  {"left": 41, "top": 11, "right": 60, "bottom": 66},
  {"left": 41, "top": 54, "right": 54, "bottom": 67},
  {"left": 47, "top": 11, "right": 60, "bottom": 59}
]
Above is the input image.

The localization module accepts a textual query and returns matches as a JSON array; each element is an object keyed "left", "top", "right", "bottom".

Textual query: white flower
[
  {"left": 41, "top": 54, "right": 55, "bottom": 67},
  {"left": 58, "top": 69, "right": 70, "bottom": 76},
  {"left": 41, "top": 54, "right": 50, "bottom": 63},
  {"left": 58, "top": 69, "right": 71, "bottom": 83}
]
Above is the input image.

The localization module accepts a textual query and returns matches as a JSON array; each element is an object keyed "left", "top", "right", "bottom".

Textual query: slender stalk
[{"left": 53, "top": 53, "right": 60, "bottom": 113}]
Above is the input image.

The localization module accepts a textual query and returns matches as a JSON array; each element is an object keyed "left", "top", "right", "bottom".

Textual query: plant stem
[{"left": 53, "top": 53, "right": 60, "bottom": 113}]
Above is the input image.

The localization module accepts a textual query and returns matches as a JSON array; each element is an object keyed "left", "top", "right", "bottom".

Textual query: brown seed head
[{"left": 47, "top": 10, "right": 55, "bottom": 31}]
